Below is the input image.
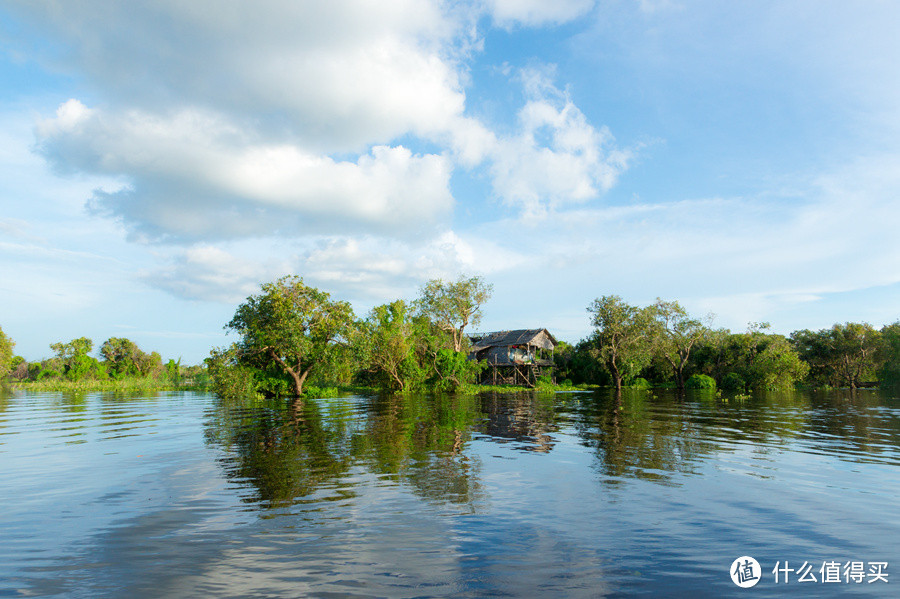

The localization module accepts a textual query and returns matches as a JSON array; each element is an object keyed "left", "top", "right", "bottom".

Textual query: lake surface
[{"left": 1, "top": 387, "right": 898, "bottom": 597}]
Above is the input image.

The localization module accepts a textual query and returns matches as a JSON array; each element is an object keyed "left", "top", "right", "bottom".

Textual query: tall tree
[
  {"left": 878, "top": 322, "right": 900, "bottom": 386},
  {"left": 652, "top": 299, "right": 709, "bottom": 392},
  {"left": 227, "top": 276, "right": 354, "bottom": 397},
  {"left": 51, "top": 337, "right": 102, "bottom": 381},
  {"left": 587, "top": 295, "right": 656, "bottom": 393},
  {"left": 416, "top": 275, "right": 492, "bottom": 353},
  {"left": 100, "top": 337, "right": 162, "bottom": 378},
  {"left": 728, "top": 323, "right": 808, "bottom": 390},
  {"left": 360, "top": 300, "right": 426, "bottom": 392},
  {"left": 792, "top": 323, "right": 883, "bottom": 389}
]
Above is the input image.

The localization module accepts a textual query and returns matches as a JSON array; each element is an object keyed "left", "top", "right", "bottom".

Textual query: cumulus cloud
[
  {"left": 487, "top": 69, "right": 632, "bottom": 216},
  {"left": 36, "top": 100, "right": 454, "bottom": 241},
  {"left": 8, "top": 0, "right": 468, "bottom": 151},
  {"left": 141, "top": 245, "right": 288, "bottom": 304},
  {"left": 142, "top": 232, "right": 526, "bottom": 306}
]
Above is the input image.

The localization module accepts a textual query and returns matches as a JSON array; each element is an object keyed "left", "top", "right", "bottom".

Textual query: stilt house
[{"left": 469, "top": 328, "right": 557, "bottom": 387}]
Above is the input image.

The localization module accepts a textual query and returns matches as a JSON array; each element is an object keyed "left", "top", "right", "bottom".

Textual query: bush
[
  {"left": 685, "top": 374, "right": 716, "bottom": 389},
  {"left": 629, "top": 377, "right": 651, "bottom": 389},
  {"left": 720, "top": 372, "right": 746, "bottom": 390}
]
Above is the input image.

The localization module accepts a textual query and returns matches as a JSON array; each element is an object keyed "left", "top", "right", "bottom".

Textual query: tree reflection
[
  {"left": 204, "top": 393, "right": 487, "bottom": 510},
  {"left": 478, "top": 391, "right": 560, "bottom": 452},
  {"left": 572, "top": 389, "right": 721, "bottom": 484}
]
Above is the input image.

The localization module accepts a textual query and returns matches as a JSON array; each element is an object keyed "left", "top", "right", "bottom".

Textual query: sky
[{"left": 2, "top": 0, "right": 900, "bottom": 364}]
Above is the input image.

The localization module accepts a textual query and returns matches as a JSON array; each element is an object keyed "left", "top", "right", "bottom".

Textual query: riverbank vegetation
[
  {"left": 4, "top": 279, "right": 900, "bottom": 397},
  {"left": 1, "top": 330, "right": 207, "bottom": 392}
]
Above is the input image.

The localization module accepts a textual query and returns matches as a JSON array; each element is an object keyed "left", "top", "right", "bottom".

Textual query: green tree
[
  {"left": 879, "top": 322, "right": 900, "bottom": 386},
  {"left": 791, "top": 323, "right": 882, "bottom": 389},
  {"left": 226, "top": 276, "right": 355, "bottom": 397},
  {"left": 416, "top": 275, "right": 492, "bottom": 353},
  {"left": 587, "top": 295, "right": 656, "bottom": 393},
  {"left": 100, "top": 337, "right": 162, "bottom": 378},
  {"left": 50, "top": 337, "right": 105, "bottom": 381},
  {"left": 359, "top": 300, "right": 427, "bottom": 392},
  {"left": 0, "top": 326, "right": 14, "bottom": 380},
  {"left": 727, "top": 323, "right": 808, "bottom": 390},
  {"left": 651, "top": 299, "right": 709, "bottom": 392}
]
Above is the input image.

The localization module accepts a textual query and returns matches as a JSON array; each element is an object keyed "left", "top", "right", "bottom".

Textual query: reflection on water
[{"left": 1, "top": 387, "right": 899, "bottom": 597}]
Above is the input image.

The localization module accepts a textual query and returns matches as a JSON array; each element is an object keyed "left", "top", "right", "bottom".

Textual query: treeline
[
  {"left": 207, "top": 275, "right": 493, "bottom": 398},
  {"left": 4, "top": 281, "right": 899, "bottom": 397},
  {"left": 554, "top": 295, "right": 900, "bottom": 392},
  {"left": 0, "top": 331, "right": 204, "bottom": 387}
]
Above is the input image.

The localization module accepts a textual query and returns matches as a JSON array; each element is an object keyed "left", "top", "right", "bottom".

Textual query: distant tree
[
  {"left": 651, "top": 299, "right": 709, "bottom": 392},
  {"left": 879, "top": 322, "right": 900, "bottom": 386},
  {"left": 792, "top": 323, "right": 883, "bottom": 389},
  {"left": 50, "top": 337, "right": 93, "bottom": 361},
  {"left": 0, "top": 326, "right": 14, "bottom": 379},
  {"left": 587, "top": 295, "right": 656, "bottom": 393},
  {"left": 51, "top": 337, "right": 105, "bottom": 381},
  {"left": 727, "top": 323, "right": 808, "bottom": 390},
  {"left": 226, "top": 276, "right": 355, "bottom": 397},
  {"left": 100, "top": 337, "right": 162, "bottom": 378},
  {"left": 689, "top": 327, "right": 731, "bottom": 383},
  {"left": 416, "top": 275, "right": 492, "bottom": 353}
]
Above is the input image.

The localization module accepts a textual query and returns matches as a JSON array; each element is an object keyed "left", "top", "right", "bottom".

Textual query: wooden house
[{"left": 468, "top": 328, "right": 557, "bottom": 387}]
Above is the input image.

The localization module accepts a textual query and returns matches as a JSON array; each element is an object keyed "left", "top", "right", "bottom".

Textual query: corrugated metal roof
[{"left": 469, "top": 328, "right": 557, "bottom": 351}]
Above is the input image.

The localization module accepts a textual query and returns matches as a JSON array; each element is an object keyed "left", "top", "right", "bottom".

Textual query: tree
[
  {"left": 727, "top": 323, "right": 808, "bottom": 390},
  {"left": 587, "top": 295, "right": 656, "bottom": 393},
  {"left": 359, "top": 300, "right": 427, "bottom": 392},
  {"left": 226, "top": 276, "right": 355, "bottom": 397},
  {"left": 50, "top": 337, "right": 104, "bottom": 381},
  {"left": 0, "top": 326, "right": 14, "bottom": 380},
  {"left": 792, "top": 323, "right": 883, "bottom": 389},
  {"left": 416, "top": 275, "right": 492, "bottom": 353},
  {"left": 100, "top": 337, "right": 162, "bottom": 378},
  {"left": 879, "top": 322, "right": 900, "bottom": 386},
  {"left": 651, "top": 299, "right": 709, "bottom": 392}
]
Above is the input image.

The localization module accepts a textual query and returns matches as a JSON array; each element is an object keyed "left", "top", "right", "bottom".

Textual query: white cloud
[
  {"left": 8, "top": 0, "right": 469, "bottom": 151},
  {"left": 487, "top": 0, "right": 596, "bottom": 27},
  {"left": 141, "top": 245, "right": 288, "bottom": 304},
  {"left": 140, "top": 231, "right": 527, "bottom": 307},
  {"left": 488, "top": 69, "right": 631, "bottom": 216},
  {"left": 36, "top": 101, "right": 454, "bottom": 241}
]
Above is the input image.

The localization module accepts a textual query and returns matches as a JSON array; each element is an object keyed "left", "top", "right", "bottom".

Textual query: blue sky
[{"left": 3, "top": 0, "right": 900, "bottom": 364}]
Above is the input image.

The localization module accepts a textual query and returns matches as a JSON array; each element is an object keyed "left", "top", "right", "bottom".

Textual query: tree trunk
[{"left": 268, "top": 348, "right": 309, "bottom": 397}]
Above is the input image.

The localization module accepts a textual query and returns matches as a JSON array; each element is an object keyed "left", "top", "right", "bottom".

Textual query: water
[{"left": 1, "top": 387, "right": 898, "bottom": 597}]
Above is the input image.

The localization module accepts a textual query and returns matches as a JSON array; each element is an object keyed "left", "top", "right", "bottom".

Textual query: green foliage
[
  {"left": 0, "top": 326, "right": 14, "bottom": 379},
  {"left": 226, "top": 276, "right": 355, "bottom": 397},
  {"left": 428, "top": 348, "right": 483, "bottom": 392},
  {"left": 651, "top": 299, "right": 709, "bottom": 390},
  {"left": 727, "top": 325, "right": 808, "bottom": 390},
  {"left": 878, "top": 322, "right": 900, "bottom": 386},
  {"left": 47, "top": 337, "right": 107, "bottom": 382},
  {"left": 629, "top": 377, "right": 652, "bottom": 389},
  {"left": 100, "top": 337, "right": 162, "bottom": 379},
  {"left": 720, "top": 372, "right": 746, "bottom": 390},
  {"left": 358, "top": 300, "right": 428, "bottom": 392},
  {"left": 791, "top": 323, "right": 883, "bottom": 388},
  {"left": 415, "top": 275, "right": 492, "bottom": 353},
  {"left": 206, "top": 345, "right": 261, "bottom": 400},
  {"left": 685, "top": 374, "right": 716, "bottom": 389},
  {"left": 587, "top": 295, "right": 656, "bottom": 391}
]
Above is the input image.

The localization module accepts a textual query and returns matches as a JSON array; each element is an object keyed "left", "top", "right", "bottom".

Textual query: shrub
[
  {"left": 720, "top": 372, "right": 746, "bottom": 390},
  {"left": 685, "top": 374, "right": 716, "bottom": 389}
]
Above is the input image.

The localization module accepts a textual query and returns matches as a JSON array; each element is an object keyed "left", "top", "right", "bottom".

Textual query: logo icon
[{"left": 731, "top": 556, "right": 761, "bottom": 588}]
